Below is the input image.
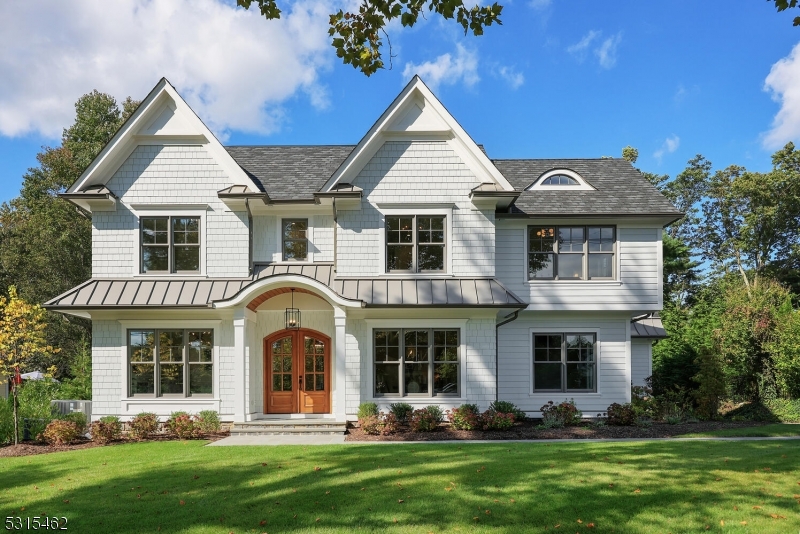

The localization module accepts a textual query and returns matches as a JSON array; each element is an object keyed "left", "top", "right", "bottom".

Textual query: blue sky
[{"left": 1, "top": 1, "right": 799, "bottom": 203}]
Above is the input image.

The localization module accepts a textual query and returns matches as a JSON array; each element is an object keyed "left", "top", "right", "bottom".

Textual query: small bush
[
  {"left": 61, "top": 412, "right": 88, "bottom": 434},
  {"left": 490, "top": 400, "right": 526, "bottom": 421},
  {"left": 606, "top": 403, "right": 636, "bottom": 426},
  {"left": 0, "top": 398, "right": 13, "bottom": 445},
  {"left": 424, "top": 405, "right": 444, "bottom": 423},
  {"left": 91, "top": 416, "right": 122, "bottom": 444},
  {"left": 448, "top": 404, "right": 481, "bottom": 430},
  {"left": 42, "top": 420, "right": 80, "bottom": 445},
  {"left": 664, "top": 414, "right": 682, "bottom": 425},
  {"left": 410, "top": 409, "right": 439, "bottom": 432},
  {"left": 765, "top": 399, "right": 800, "bottom": 423},
  {"left": 540, "top": 400, "right": 582, "bottom": 427},
  {"left": 357, "top": 402, "right": 379, "bottom": 420},
  {"left": 360, "top": 412, "right": 398, "bottom": 435},
  {"left": 129, "top": 412, "right": 159, "bottom": 440},
  {"left": 167, "top": 413, "right": 197, "bottom": 439},
  {"left": 389, "top": 402, "right": 414, "bottom": 424},
  {"left": 196, "top": 410, "right": 221, "bottom": 434},
  {"left": 481, "top": 410, "right": 515, "bottom": 431},
  {"left": 631, "top": 386, "right": 657, "bottom": 419}
]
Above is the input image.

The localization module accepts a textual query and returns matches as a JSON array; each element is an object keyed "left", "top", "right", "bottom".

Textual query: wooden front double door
[{"left": 264, "top": 329, "right": 331, "bottom": 414}]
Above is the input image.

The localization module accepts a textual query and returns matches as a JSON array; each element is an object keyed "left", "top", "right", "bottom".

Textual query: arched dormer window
[{"left": 526, "top": 169, "right": 595, "bottom": 191}]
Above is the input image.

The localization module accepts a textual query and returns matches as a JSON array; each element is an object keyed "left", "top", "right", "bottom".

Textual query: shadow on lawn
[{"left": 1, "top": 440, "right": 798, "bottom": 533}]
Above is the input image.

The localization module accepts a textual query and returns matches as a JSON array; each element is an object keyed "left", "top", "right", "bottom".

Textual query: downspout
[
  {"left": 245, "top": 198, "right": 253, "bottom": 276},
  {"left": 495, "top": 309, "right": 521, "bottom": 402},
  {"left": 332, "top": 197, "right": 338, "bottom": 273}
]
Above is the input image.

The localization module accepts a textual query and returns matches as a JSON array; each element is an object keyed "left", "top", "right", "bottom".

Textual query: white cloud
[
  {"left": 595, "top": 32, "right": 623, "bottom": 69},
  {"left": 674, "top": 84, "right": 687, "bottom": 104},
  {"left": 402, "top": 44, "right": 479, "bottom": 92},
  {"left": 763, "top": 41, "right": 800, "bottom": 149},
  {"left": 494, "top": 66, "right": 525, "bottom": 90},
  {"left": 0, "top": 0, "right": 334, "bottom": 140},
  {"left": 529, "top": 0, "right": 552, "bottom": 10},
  {"left": 653, "top": 135, "right": 680, "bottom": 162},
  {"left": 567, "top": 30, "right": 600, "bottom": 61}
]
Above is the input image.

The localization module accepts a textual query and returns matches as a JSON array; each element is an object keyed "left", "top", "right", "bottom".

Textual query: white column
[
  {"left": 233, "top": 308, "right": 255, "bottom": 421},
  {"left": 334, "top": 306, "right": 347, "bottom": 421}
]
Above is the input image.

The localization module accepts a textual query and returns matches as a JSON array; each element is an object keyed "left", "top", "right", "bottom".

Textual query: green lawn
[
  {"left": 679, "top": 424, "right": 800, "bottom": 438},
  {"left": 1, "top": 440, "right": 799, "bottom": 533}
]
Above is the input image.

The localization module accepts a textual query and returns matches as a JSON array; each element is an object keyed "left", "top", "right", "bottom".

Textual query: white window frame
[
  {"left": 525, "top": 225, "right": 617, "bottom": 282},
  {"left": 273, "top": 217, "right": 316, "bottom": 263},
  {"left": 528, "top": 327, "right": 602, "bottom": 397},
  {"left": 526, "top": 169, "right": 596, "bottom": 191},
  {"left": 365, "top": 318, "right": 467, "bottom": 401},
  {"left": 131, "top": 207, "right": 208, "bottom": 277},
  {"left": 377, "top": 207, "right": 453, "bottom": 276}
]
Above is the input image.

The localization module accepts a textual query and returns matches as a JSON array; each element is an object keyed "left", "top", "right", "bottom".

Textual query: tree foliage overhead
[
  {"left": 0, "top": 91, "right": 138, "bottom": 377},
  {"left": 237, "top": 0, "right": 502, "bottom": 75},
  {"left": 773, "top": 0, "right": 800, "bottom": 26}
]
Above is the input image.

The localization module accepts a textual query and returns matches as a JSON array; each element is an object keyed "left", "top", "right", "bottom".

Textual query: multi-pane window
[
  {"left": 128, "top": 329, "right": 213, "bottom": 397},
  {"left": 373, "top": 328, "right": 459, "bottom": 396},
  {"left": 528, "top": 226, "right": 615, "bottom": 280},
  {"left": 386, "top": 216, "right": 445, "bottom": 272},
  {"left": 541, "top": 174, "right": 579, "bottom": 185},
  {"left": 282, "top": 219, "right": 308, "bottom": 261},
  {"left": 533, "top": 333, "right": 596, "bottom": 392},
  {"left": 141, "top": 217, "right": 200, "bottom": 273}
]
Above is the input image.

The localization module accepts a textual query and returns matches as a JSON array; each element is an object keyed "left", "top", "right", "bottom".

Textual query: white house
[{"left": 46, "top": 77, "right": 679, "bottom": 422}]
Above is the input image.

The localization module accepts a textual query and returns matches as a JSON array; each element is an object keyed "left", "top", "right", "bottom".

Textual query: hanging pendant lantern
[{"left": 285, "top": 288, "right": 300, "bottom": 329}]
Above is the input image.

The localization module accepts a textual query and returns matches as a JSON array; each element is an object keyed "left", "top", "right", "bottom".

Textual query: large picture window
[
  {"left": 129, "top": 329, "right": 213, "bottom": 397},
  {"left": 386, "top": 216, "right": 445, "bottom": 272},
  {"left": 141, "top": 216, "right": 200, "bottom": 273},
  {"left": 528, "top": 226, "right": 615, "bottom": 280},
  {"left": 374, "top": 328, "right": 459, "bottom": 396},
  {"left": 533, "top": 333, "right": 596, "bottom": 392},
  {"left": 282, "top": 219, "right": 308, "bottom": 261}
]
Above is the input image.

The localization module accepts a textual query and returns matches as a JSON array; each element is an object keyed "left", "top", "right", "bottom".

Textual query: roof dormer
[{"left": 526, "top": 169, "right": 596, "bottom": 191}]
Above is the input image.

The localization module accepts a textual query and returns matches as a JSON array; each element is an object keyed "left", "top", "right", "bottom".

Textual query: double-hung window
[
  {"left": 528, "top": 226, "right": 615, "bottom": 280},
  {"left": 386, "top": 216, "right": 445, "bottom": 272},
  {"left": 282, "top": 219, "right": 308, "bottom": 261},
  {"left": 373, "top": 328, "right": 459, "bottom": 396},
  {"left": 141, "top": 216, "right": 200, "bottom": 273},
  {"left": 533, "top": 333, "right": 596, "bottom": 392},
  {"left": 129, "top": 329, "right": 213, "bottom": 397}
]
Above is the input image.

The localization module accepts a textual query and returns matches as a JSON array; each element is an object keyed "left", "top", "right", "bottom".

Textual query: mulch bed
[
  {"left": 0, "top": 432, "right": 230, "bottom": 458},
  {"left": 345, "top": 420, "right": 770, "bottom": 442}
]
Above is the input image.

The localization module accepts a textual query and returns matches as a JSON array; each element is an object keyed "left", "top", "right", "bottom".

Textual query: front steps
[{"left": 231, "top": 419, "right": 348, "bottom": 436}]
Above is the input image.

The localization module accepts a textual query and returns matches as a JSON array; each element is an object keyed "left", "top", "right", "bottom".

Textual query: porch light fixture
[{"left": 285, "top": 288, "right": 300, "bottom": 329}]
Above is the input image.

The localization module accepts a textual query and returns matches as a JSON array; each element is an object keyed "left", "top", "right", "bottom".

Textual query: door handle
[{"left": 298, "top": 375, "right": 303, "bottom": 390}]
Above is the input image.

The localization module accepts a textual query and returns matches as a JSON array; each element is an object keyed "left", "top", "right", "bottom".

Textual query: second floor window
[
  {"left": 282, "top": 219, "right": 308, "bottom": 261},
  {"left": 386, "top": 216, "right": 445, "bottom": 272},
  {"left": 141, "top": 217, "right": 200, "bottom": 273},
  {"left": 528, "top": 226, "right": 615, "bottom": 280}
]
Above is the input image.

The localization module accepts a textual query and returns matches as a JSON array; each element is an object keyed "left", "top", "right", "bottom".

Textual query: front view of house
[{"left": 46, "top": 77, "right": 679, "bottom": 422}]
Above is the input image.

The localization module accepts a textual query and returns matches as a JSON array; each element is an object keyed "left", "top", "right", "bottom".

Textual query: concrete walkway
[{"left": 207, "top": 434, "right": 800, "bottom": 446}]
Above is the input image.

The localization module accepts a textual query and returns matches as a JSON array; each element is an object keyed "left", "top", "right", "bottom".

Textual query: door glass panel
[
  {"left": 315, "top": 355, "right": 324, "bottom": 372},
  {"left": 282, "top": 374, "right": 292, "bottom": 391},
  {"left": 315, "top": 373, "right": 324, "bottom": 391},
  {"left": 305, "top": 354, "right": 313, "bottom": 372},
  {"left": 271, "top": 336, "right": 292, "bottom": 392}
]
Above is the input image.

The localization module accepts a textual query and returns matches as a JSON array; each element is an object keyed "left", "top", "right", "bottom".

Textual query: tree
[
  {"left": 0, "top": 287, "right": 57, "bottom": 445},
  {"left": 773, "top": 0, "right": 800, "bottom": 26},
  {"left": 0, "top": 91, "right": 139, "bottom": 376},
  {"left": 237, "top": 0, "right": 502, "bottom": 75}
]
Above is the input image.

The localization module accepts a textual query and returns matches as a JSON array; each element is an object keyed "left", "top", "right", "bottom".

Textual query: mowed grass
[
  {"left": 679, "top": 424, "right": 800, "bottom": 438},
  {"left": 1, "top": 440, "right": 799, "bottom": 533}
]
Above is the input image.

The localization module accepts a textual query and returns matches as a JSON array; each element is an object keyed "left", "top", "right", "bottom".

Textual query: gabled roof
[{"left": 493, "top": 158, "right": 682, "bottom": 217}]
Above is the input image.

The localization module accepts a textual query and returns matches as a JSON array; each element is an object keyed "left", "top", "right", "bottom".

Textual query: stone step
[{"left": 230, "top": 420, "right": 347, "bottom": 436}]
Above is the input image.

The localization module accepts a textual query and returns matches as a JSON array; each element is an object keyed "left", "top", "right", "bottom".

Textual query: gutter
[
  {"left": 495, "top": 309, "right": 521, "bottom": 403},
  {"left": 245, "top": 198, "right": 254, "bottom": 276},
  {"left": 332, "top": 197, "right": 338, "bottom": 273}
]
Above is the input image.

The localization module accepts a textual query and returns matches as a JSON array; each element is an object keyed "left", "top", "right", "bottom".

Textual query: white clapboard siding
[
  {"left": 497, "top": 312, "right": 631, "bottom": 415},
  {"left": 495, "top": 224, "right": 661, "bottom": 310},
  {"left": 631, "top": 339, "right": 653, "bottom": 387}
]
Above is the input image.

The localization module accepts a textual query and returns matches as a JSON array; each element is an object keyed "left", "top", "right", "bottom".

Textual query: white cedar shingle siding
[
  {"left": 497, "top": 312, "right": 631, "bottom": 415},
  {"left": 91, "top": 320, "right": 122, "bottom": 419},
  {"left": 337, "top": 140, "right": 495, "bottom": 277},
  {"left": 94, "top": 145, "right": 248, "bottom": 278},
  {"left": 495, "top": 225, "right": 661, "bottom": 310}
]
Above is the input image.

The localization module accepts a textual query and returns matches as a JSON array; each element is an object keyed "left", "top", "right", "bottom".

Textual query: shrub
[
  {"left": 62, "top": 412, "right": 88, "bottom": 434},
  {"left": 410, "top": 409, "right": 439, "bottom": 432},
  {"left": 489, "top": 400, "right": 526, "bottom": 421},
  {"left": 606, "top": 403, "right": 636, "bottom": 426},
  {"left": 664, "top": 414, "right": 682, "bottom": 425},
  {"left": 481, "top": 410, "right": 515, "bottom": 431},
  {"left": 540, "top": 400, "right": 582, "bottom": 427},
  {"left": 42, "top": 419, "right": 80, "bottom": 445},
  {"left": 129, "top": 412, "right": 159, "bottom": 440},
  {"left": 631, "top": 386, "right": 657, "bottom": 419},
  {"left": 657, "top": 388, "right": 693, "bottom": 423},
  {"left": 17, "top": 378, "right": 60, "bottom": 440},
  {"left": 90, "top": 416, "right": 122, "bottom": 444},
  {"left": 0, "top": 397, "right": 13, "bottom": 445},
  {"left": 196, "top": 410, "right": 221, "bottom": 434},
  {"left": 167, "top": 412, "right": 197, "bottom": 439},
  {"left": 424, "top": 405, "right": 444, "bottom": 423},
  {"left": 448, "top": 404, "right": 481, "bottom": 430},
  {"left": 357, "top": 402, "right": 379, "bottom": 420},
  {"left": 389, "top": 402, "right": 414, "bottom": 424},
  {"left": 360, "top": 412, "right": 398, "bottom": 435}
]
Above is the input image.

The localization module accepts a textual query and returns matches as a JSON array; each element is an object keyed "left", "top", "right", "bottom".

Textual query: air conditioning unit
[{"left": 51, "top": 400, "right": 92, "bottom": 421}]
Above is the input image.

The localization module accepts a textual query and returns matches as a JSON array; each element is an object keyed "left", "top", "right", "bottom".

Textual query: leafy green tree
[
  {"left": 767, "top": 309, "right": 800, "bottom": 398},
  {"left": 662, "top": 233, "right": 700, "bottom": 307},
  {"left": 773, "top": 0, "right": 800, "bottom": 26},
  {"left": 0, "top": 92, "right": 138, "bottom": 376},
  {"left": 238, "top": 0, "right": 502, "bottom": 75}
]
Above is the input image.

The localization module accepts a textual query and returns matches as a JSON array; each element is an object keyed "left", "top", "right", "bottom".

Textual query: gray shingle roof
[
  {"left": 492, "top": 158, "right": 682, "bottom": 217},
  {"left": 225, "top": 145, "right": 355, "bottom": 199}
]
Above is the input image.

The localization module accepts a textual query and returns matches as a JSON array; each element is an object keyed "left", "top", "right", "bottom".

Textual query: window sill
[
  {"left": 526, "top": 280, "right": 621, "bottom": 286},
  {"left": 528, "top": 392, "right": 602, "bottom": 397},
  {"left": 369, "top": 396, "right": 463, "bottom": 403}
]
